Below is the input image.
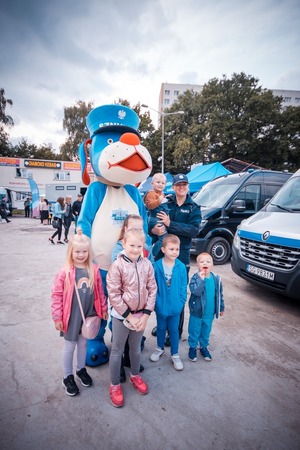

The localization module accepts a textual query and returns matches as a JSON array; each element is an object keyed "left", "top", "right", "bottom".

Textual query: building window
[
  {"left": 164, "top": 90, "right": 170, "bottom": 95},
  {"left": 283, "top": 97, "right": 291, "bottom": 102},
  {"left": 164, "top": 99, "right": 170, "bottom": 105},
  {"left": 16, "top": 168, "right": 33, "bottom": 178},
  {"left": 54, "top": 171, "right": 70, "bottom": 181},
  {"left": 174, "top": 90, "right": 179, "bottom": 96},
  {"left": 295, "top": 97, "right": 300, "bottom": 103}
]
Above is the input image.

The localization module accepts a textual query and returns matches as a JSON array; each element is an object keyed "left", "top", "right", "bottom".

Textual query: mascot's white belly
[{"left": 91, "top": 186, "right": 139, "bottom": 270}]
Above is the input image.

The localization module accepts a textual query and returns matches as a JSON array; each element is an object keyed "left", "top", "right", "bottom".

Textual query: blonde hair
[
  {"left": 196, "top": 252, "right": 213, "bottom": 263},
  {"left": 119, "top": 214, "right": 143, "bottom": 240},
  {"left": 64, "top": 231, "right": 95, "bottom": 292},
  {"left": 162, "top": 234, "right": 180, "bottom": 247},
  {"left": 152, "top": 172, "right": 166, "bottom": 182},
  {"left": 122, "top": 228, "right": 146, "bottom": 245}
]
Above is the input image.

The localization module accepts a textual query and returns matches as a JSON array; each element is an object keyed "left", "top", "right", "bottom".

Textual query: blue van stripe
[{"left": 239, "top": 229, "right": 300, "bottom": 248}]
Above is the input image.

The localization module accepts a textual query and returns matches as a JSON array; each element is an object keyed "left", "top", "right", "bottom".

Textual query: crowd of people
[
  {"left": 50, "top": 174, "right": 225, "bottom": 408},
  {"left": 48, "top": 193, "right": 83, "bottom": 244}
]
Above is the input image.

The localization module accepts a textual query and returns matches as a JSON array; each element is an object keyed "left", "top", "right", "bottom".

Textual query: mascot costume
[{"left": 77, "top": 104, "right": 152, "bottom": 366}]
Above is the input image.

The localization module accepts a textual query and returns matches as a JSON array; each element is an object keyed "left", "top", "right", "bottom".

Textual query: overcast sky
[{"left": 1, "top": 0, "right": 300, "bottom": 152}]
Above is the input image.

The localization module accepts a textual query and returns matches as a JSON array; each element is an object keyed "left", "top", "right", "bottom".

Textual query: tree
[
  {"left": 13, "top": 138, "right": 61, "bottom": 160},
  {"left": 275, "top": 106, "right": 300, "bottom": 170},
  {"left": 60, "top": 100, "right": 94, "bottom": 161},
  {"left": 0, "top": 88, "right": 14, "bottom": 157},
  {"left": 164, "top": 73, "right": 296, "bottom": 172}
]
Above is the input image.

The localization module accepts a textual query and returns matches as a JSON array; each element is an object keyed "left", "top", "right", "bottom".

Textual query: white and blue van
[{"left": 231, "top": 169, "right": 300, "bottom": 300}]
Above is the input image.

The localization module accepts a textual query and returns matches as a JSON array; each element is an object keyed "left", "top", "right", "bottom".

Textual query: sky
[{"left": 1, "top": 0, "right": 300, "bottom": 152}]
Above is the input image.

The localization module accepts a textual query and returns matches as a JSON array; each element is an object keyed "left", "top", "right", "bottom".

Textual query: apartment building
[{"left": 159, "top": 82, "right": 300, "bottom": 111}]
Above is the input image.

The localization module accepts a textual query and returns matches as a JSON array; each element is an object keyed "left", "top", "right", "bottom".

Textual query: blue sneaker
[
  {"left": 200, "top": 347, "right": 212, "bottom": 361},
  {"left": 188, "top": 348, "right": 197, "bottom": 362}
]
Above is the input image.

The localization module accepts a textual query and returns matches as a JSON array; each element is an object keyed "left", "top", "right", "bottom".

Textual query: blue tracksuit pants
[{"left": 188, "top": 315, "right": 214, "bottom": 349}]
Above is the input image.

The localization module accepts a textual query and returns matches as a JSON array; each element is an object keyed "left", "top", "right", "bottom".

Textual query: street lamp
[{"left": 141, "top": 104, "right": 184, "bottom": 173}]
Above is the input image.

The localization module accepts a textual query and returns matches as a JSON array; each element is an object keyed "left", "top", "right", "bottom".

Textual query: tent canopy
[
  {"left": 139, "top": 163, "right": 231, "bottom": 195},
  {"left": 186, "top": 162, "right": 231, "bottom": 193}
]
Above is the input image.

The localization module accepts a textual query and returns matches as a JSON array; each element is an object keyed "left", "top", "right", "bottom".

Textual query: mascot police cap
[{"left": 86, "top": 104, "right": 140, "bottom": 137}]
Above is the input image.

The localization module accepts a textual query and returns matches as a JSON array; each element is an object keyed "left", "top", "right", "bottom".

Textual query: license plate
[{"left": 246, "top": 264, "right": 275, "bottom": 281}]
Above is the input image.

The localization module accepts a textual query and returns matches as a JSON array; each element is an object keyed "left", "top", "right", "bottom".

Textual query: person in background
[
  {"left": 150, "top": 234, "right": 187, "bottom": 371},
  {"left": 143, "top": 173, "right": 169, "bottom": 258},
  {"left": 41, "top": 199, "right": 49, "bottom": 225},
  {"left": 72, "top": 193, "right": 83, "bottom": 233},
  {"left": 63, "top": 196, "right": 73, "bottom": 243},
  {"left": 0, "top": 196, "right": 11, "bottom": 223},
  {"left": 39, "top": 197, "right": 44, "bottom": 224},
  {"left": 49, "top": 197, "right": 65, "bottom": 245},
  {"left": 150, "top": 174, "right": 201, "bottom": 344},
  {"left": 51, "top": 231, "right": 107, "bottom": 396},
  {"left": 24, "top": 197, "right": 31, "bottom": 218},
  {"left": 48, "top": 202, "right": 53, "bottom": 225},
  {"left": 188, "top": 252, "right": 225, "bottom": 363}
]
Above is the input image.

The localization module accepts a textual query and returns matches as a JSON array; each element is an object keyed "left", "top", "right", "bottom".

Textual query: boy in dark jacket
[
  {"left": 188, "top": 252, "right": 225, "bottom": 362},
  {"left": 150, "top": 234, "right": 187, "bottom": 371}
]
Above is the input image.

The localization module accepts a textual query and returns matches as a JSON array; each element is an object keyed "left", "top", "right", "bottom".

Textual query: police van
[
  {"left": 231, "top": 169, "right": 300, "bottom": 300},
  {"left": 190, "top": 170, "right": 291, "bottom": 264}
]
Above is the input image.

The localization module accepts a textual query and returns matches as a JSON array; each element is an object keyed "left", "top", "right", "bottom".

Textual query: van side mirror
[{"left": 231, "top": 199, "right": 246, "bottom": 212}]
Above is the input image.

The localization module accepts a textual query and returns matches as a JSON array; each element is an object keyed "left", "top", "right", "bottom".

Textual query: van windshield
[
  {"left": 268, "top": 175, "right": 300, "bottom": 212},
  {"left": 192, "top": 178, "right": 241, "bottom": 208}
]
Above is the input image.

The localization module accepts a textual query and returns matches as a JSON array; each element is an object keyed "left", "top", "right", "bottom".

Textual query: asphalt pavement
[{"left": 0, "top": 217, "right": 299, "bottom": 450}]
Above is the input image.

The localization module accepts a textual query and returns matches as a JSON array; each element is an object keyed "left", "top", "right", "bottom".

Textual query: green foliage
[
  {"left": 60, "top": 100, "right": 94, "bottom": 161},
  {"left": 1, "top": 75, "right": 299, "bottom": 173},
  {"left": 162, "top": 73, "right": 300, "bottom": 172},
  {"left": 0, "top": 88, "right": 13, "bottom": 126},
  {"left": 0, "top": 88, "right": 14, "bottom": 157},
  {"left": 13, "top": 138, "right": 61, "bottom": 160}
]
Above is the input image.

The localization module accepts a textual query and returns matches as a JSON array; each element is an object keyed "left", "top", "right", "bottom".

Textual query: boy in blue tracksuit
[
  {"left": 188, "top": 252, "right": 225, "bottom": 362},
  {"left": 149, "top": 234, "right": 187, "bottom": 371}
]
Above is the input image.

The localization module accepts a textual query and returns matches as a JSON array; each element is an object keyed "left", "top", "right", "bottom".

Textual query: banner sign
[
  {"left": 0, "top": 157, "right": 20, "bottom": 166},
  {"left": 24, "top": 160, "right": 61, "bottom": 169},
  {"left": 63, "top": 161, "right": 92, "bottom": 172}
]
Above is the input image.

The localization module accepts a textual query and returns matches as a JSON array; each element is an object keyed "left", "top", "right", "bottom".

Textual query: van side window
[
  {"left": 235, "top": 185, "right": 261, "bottom": 212},
  {"left": 265, "top": 184, "right": 283, "bottom": 200}
]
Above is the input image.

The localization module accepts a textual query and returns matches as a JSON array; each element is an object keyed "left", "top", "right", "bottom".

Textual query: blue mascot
[{"left": 77, "top": 104, "right": 152, "bottom": 366}]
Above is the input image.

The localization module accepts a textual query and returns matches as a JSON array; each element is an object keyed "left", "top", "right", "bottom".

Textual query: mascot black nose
[{"left": 119, "top": 132, "right": 140, "bottom": 146}]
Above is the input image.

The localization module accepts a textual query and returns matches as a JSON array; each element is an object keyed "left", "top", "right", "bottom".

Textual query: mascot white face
[{"left": 79, "top": 104, "right": 152, "bottom": 186}]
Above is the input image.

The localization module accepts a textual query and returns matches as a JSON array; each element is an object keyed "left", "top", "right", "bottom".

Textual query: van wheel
[{"left": 207, "top": 237, "right": 231, "bottom": 265}]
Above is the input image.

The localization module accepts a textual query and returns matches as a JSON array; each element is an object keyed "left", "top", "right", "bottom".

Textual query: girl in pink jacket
[
  {"left": 51, "top": 231, "right": 107, "bottom": 396},
  {"left": 107, "top": 229, "right": 157, "bottom": 408}
]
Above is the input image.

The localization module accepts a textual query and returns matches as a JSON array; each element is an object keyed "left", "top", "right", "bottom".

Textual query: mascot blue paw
[{"left": 86, "top": 320, "right": 109, "bottom": 366}]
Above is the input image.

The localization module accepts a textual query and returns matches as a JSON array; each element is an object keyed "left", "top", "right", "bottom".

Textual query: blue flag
[{"left": 27, "top": 178, "right": 40, "bottom": 218}]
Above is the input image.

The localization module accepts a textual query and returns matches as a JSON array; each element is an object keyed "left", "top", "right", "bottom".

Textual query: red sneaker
[
  {"left": 129, "top": 374, "right": 148, "bottom": 395},
  {"left": 109, "top": 384, "right": 124, "bottom": 407}
]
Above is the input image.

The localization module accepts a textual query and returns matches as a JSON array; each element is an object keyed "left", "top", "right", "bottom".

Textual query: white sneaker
[
  {"left": 171, "top": 354, "right": 183, "bottom": 371},
  {"left": 150, "top": 347, "right": 164, "bottom": 362}
]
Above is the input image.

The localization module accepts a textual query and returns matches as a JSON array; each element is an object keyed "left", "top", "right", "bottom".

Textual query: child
[
  {"left": 187, "top": 252, "right": 225, "bottom": 362},
  {"left": 111, "top": 214, "right": 151, "bottom": 382},
  {"left": 112, "top": 214, "right": 153, "bottom": 263},
  {"left": 143, "top": 173, "right": 169, "bottom": 258},
  {"left": 106, "top": 229, "right": 157, "bottom": 408},
  {"left": 150, "top": 234, "right": 187, "bottom": 371},
  {"left": 51, "top": 231, "right": 108, "bottom": 396}
]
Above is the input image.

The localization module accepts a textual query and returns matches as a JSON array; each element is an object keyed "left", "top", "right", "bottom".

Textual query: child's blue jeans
[{"left": 156, "top": 313, "right": 180, "bottom": 355}]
